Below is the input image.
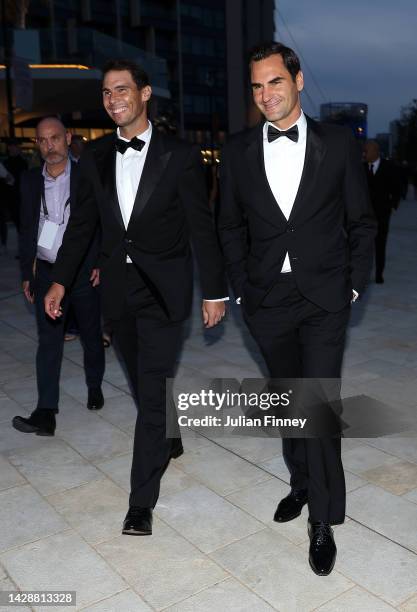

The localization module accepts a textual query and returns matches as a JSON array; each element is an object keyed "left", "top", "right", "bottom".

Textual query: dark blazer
[
  {"left": 218, "top": 116, "right": 376, "bottom": 314},
  {"left": 52, "top": 129, "right": 227, "bottom": 321},
  {"left": 364, "top": 158, "right": 401, "bottom": 220},
  {"left": 19, "top": 161, "right": 98, "bottom": 285}
]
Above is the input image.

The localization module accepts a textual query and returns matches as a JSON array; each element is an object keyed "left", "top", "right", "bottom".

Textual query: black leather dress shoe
[
  {"left": 308, "top": 520, "right": 337, "bottom": 576},
  {"left": 274, "top": 488, "right": 308, "bottom": 522},
  {"left": 87, "top": 387, "right": 104, "bottom": 410},
  {"left": 12, "top": 408, "right": 56, "bottom": 436},
  {"left": 122, "top": 507, "right": 153, "bottom": 536}
]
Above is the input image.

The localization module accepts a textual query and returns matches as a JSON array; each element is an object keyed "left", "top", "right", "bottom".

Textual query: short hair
[
  {"left": 249, "top": 42, "right": 301, "bottom": 82},
  {"left": 36, "top": 116, "right": 66, "bottom": 133},
  {"left": 102, "top": 59, "right": 150, "bottom": 90}
]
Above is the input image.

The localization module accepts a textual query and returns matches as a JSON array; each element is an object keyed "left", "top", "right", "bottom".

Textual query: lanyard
[{"left": 41, "top": 184, "right": 70, "bottom": 225}]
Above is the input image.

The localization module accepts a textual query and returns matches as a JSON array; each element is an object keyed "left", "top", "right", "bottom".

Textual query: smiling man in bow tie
[
  {"left": 45, "top": 59, "right": 227, "bottom": 536},
  {"left": 218, "top": 42, "right": 376, "bottom": 575}
]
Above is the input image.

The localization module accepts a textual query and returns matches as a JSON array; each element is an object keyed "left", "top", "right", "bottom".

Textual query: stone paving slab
[{"left": 0, "top": 201, "right": 416, "bottom": 610}]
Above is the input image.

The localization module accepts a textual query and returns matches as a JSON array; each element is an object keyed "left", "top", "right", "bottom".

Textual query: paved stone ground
[{"left": 0, "top": 196, "right": 416, "bottom": 611}]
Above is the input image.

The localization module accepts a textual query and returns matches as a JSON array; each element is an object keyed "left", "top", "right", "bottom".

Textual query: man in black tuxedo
[
  {"left": 45, "top": 60, "right": 227, "bottom": 536},
  {"left": 13, "top": 118, "right": 105, "bottom": 437},
  {"left": 218, "top": 42, "right": 375, "bottom": 575},
  {"left": 363, "top": 140, "right": 401, "bottom": 283}
]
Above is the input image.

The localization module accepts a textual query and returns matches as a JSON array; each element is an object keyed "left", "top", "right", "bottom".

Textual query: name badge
[{"left": 38, "top": 220, "right": 59, "bottom": 250}]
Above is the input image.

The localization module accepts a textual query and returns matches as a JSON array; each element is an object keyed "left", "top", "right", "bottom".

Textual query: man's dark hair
[
  {"left": 249, "top": 42, "right": 301, "bottom": 82},
  {"left": 102, "top": 59, "right": 150, "bottom": 90}
]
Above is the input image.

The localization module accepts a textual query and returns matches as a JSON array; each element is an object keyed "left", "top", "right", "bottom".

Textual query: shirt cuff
[
  {"left": 204, "top": 297, "right": 229, "bottom": 302},
  {"left": 351, "top": 289, "right": 359, "bottom": 303},
  {"left": 236, "top": 297, "right": 241, "bottom": 304}
]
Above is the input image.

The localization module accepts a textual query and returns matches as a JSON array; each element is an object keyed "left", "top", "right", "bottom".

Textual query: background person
[
  {"left": 363, "top": 140, "right": 402, "bottom": 284},
  {"left": 12, "top": 117, "right": 105, "bottom": 437},
  {"left": 0, "top": 161, "right": 15, "bottom": 254}
]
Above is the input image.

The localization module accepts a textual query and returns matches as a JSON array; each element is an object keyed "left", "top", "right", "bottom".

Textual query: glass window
[
  {"left": 203, "top": 9, "right": 213, "bottom": 27},
  {"left": 192, "top": 37, "right": 201, "bottom": 54},
  {"left": 191, "top": 6, "right": 202, "bottom": 20},
  {"left": 205, "top": 38, "right": 214, "bottom": 56},
  {"left": 215, "top": 10, "right": 225, "bottom": 28}
]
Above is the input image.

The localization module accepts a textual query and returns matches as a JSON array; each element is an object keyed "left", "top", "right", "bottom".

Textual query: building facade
[
  {"left": 320, "top": 102, "right": 368, "bottom": 140},
  {"left": 1, "top": 0, "right": 275, "bottom": 144},
  {"left": 320, "top": 102, "right": 368, "bottom": 141}
]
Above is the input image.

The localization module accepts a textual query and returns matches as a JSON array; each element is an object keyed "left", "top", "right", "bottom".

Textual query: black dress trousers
[
  {"left": 111, "top": 263, "right": 184, "bottom": 509},
  {"left": 243, "top": 273, "right": 350, "bottom": 525},
  {"left": 34, "top": 258, "right": 105, "bottom": 411}
]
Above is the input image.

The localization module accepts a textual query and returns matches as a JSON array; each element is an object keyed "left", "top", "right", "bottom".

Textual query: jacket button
[
  {"left": 125, "top": 239, "right": 132, "bottom": 244},
  {"left": 286, "top": 226, "right": 294, "bottom": 233}
]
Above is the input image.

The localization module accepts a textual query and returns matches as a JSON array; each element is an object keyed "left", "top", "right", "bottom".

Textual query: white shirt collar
[
  {"left": 263, "top": 109, "right": 307, "bottom": 142},
  {"left": 117, "top": 120, "right": 152, "bottom": 143}
]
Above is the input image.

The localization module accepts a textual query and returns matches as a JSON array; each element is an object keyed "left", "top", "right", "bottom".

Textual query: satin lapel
[
  {"left": 127, "top": 130, "right": 172, "bottom": 229},
  {"left": 95, "top": 135, "right": 125, "bottom": 230},
  {"left": 289, "top": 117, "right": 327, "bottom": 222},
  {"left": 245, "top": 124, "right": 287, "bottom": 227}
]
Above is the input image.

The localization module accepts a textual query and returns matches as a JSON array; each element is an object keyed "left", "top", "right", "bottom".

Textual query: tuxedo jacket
[
  {"left": 364, "top": 158, "right": 401, "bottom": 220},
  {"left": 19, "top": 161, "right": 98, "bottom": 286},
  {"left": 218, "top": 116, "right": 376, "bottom": 314},
  {"left": 52, "top": 129, "right": 227, "bottom": 321}
]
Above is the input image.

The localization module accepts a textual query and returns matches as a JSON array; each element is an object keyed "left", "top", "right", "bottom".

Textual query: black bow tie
[
  {"left": 267, "top": 124, "right": 299, "bottom": 143},
  {"left": 115, "top": 136, "right": 146, "bottom": 154}
]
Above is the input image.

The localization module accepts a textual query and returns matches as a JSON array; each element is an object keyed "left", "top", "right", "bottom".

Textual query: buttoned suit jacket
[
  {"left": 364, "top": 158, "right": 401, "bottom": 221},
  {"left": 52, "top": 129, "right": 227, "bottom": 320},
  {"left": 218, "top": 116, "right": 376, "bottom": 314}
]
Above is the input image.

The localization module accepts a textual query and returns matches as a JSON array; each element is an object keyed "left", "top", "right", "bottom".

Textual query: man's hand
[
  {"left": 202, "top": 300, "right": 226, "bottom": 328},
  {"left": 22, "top": 280, "right": 34, "bottom": 304},
  {"left": 90, "top": 268, "right": 100, "bottom": 287},
  {"left": 44, "top": 282, "right": 66, "bottom": 320}
]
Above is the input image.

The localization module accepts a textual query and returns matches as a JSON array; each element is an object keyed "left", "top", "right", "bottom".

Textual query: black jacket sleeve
[
  {"left": 217, "top": 143, "right": 249, "bottom": 299},
  {"left": 52, "top": 154, "right": 99, "bottom": 288},
  {"left": 343, "top": 130, "right": 377, "bottom": 294},
  {"left": 177, "top": 146, "right": 228, "bottom": 299}
]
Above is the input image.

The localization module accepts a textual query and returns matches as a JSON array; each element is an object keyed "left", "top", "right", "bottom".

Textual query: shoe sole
[
  {"left": 87, "top": 405, "right": 104, "bottom": 411},
  {"left": 122, "top": 529, "right": 152, "bottom": 536}
]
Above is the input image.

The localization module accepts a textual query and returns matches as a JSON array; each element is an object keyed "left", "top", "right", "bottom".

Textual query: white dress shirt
[
  {"left": 261, "top": 110, "right": 358, "bottom": 302},
  {"left": 116, "top": 121, "right": 152, "bottom": 230},
  {"left": 263, "top": 110, "right": 307, "bottom": 273},
  {"left": 369, "top": 157, "right": 380, "bottom": 175}
]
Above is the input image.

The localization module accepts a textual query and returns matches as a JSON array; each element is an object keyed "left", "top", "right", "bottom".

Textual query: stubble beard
[{"left": 45, "top": 153, "right": 66, "bottom": 165}]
